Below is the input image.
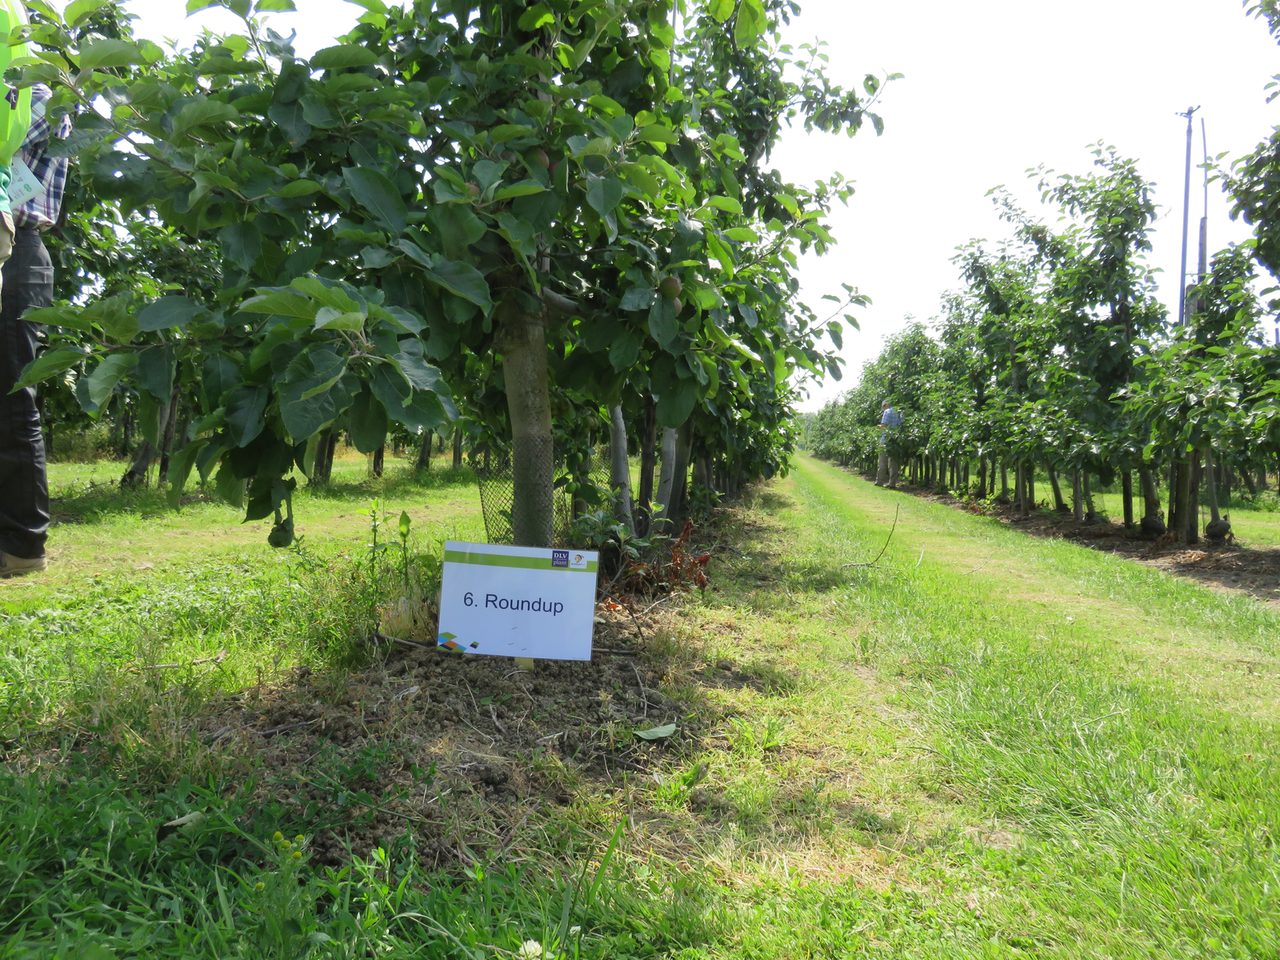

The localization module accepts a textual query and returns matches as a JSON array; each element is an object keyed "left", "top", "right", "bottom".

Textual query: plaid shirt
[{"left": 13, "top": 84, "right": 72, "bottom": 231}]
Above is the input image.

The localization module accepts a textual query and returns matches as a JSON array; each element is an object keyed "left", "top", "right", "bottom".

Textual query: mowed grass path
[{"left": 669, "top": 455, "right": 1279, "bottom": 959}]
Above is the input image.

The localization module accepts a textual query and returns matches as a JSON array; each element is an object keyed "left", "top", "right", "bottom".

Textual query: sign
[
  {"left": 437, "top": 540, "right": 599, "bottom": 661},
  {"left": 7, "top": 158, "right": 44, "bottom": 207}
]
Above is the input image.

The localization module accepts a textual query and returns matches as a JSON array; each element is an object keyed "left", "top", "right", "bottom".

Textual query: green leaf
[
  {"left": 137, "top": 296, "right": 205, "bottom": 332},
  {"left": 493, "top": 180, "right": 547, "bottom": 200},
  {"left": 137, "top": 346, "right": 175, "bottom": 400},
  {"left": 721, "top": 227, "right": 758, "bottom": 243},
  {"left": 656, "top": 378, "right": 698, "bottom": 428},
  {"left": 79, "top": 39, "right": 145, "bottom": 70},
  {"left": 618, "top": 162, "right": 662, "bottom": 198},
  {"left": 349, "top": 387, "right": 389, "bottom": 453},
  {"left": 221, "top": 221, "right": 262, "bottom": 272},
  {"left": 171, "top": 100, "right": 240, "bottom": 139},
  {"left": 517, "top": 2, "right": 554, "bottom": 29},
  {"left": 585, "top": 173, "right": 624, "bottom": 217},
  {"left": 269, "top": 101, "right": 311, "bottom": 145},
  {"left": 136, "top": 391, "right": 165, "bottom": 446},
  {"left": 313, "top": 307, "right": 366, "bottom": 332},
  {"left": 426, "top": 203, "right": 487, "bottom": 260},
  {"left": 393, "top": 341, "right": 448, "bottom": 392},
  {"left": 706, "top": 196, "right": 743, "bottom": 215},
  {"left": 277, "top": 179, "right": 323, "bottom": 198},
  {"left": 586, "top": 94, "right": 625, "bottom": 118},
  {"left": 291, "top": 277, "right": 362, "bottom": 313},
  {"left": 648, "top": 297, "right": 679, "bottom": 349},
  {"left": 239, "top": 290, "right": 317, "bottom": 319},
  {"left": 398, "top": 510, "right": 412, "bottom": 539},
  {"left": 166, "top": 440, "right": 209, "bottom": 510},
  {"left": 609, "top": 332, "right": 641, "bottom": 371},
  {"left": 14, "top": 346, "right": 86, "bottom": 390},
  {"left": 255, "top": 0, "right": 297, "bottom": 10},
  {"left": 361, "top": 246, "right": 399, "bottom": 269},
  {"left": 66, "top": 0, "right": 112, "bottom": 26},
  {"left": 636, "top": 124, "right": 679, "bottom": 144},
  {"left": 225, "top": 385, "right": 268, "bottom": 447},
  {"left": 344, "top": 166, "right": 407, "bottom": 235},
  {"left": 634, "top": 723, "right": 677, "bottom": 740},
  {"left": 203, "top": 355, "right": 240, "bottom": 409},
  {"left": 311, "top": 44, "right": 380, "bottom": 70},
  {"left": 280, "top": 349, "right": 350, "bottom": 440},
  {"left": 707, "top": 233, "right": 736, "bottom": 276},
  {"left": 707, "top": 0, "right": 735, "bottom": 22},
  {"left": 300, "top": 94, "right": 340, "bottom": 128},
  {"left": 84, "top": 354, "right": 137, "bottom": 410},
  {"left": 405, "top": 250, "right": 493, "bottom": 310},
  {"left": 734, "top": 0, "right": 767, "bottom": 46},
  {"left": 620, "top": 286, "right": 656, "bottom": 311}
]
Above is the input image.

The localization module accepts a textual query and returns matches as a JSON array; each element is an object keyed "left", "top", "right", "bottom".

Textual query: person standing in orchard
[
  {"left": 875, "top": 400, "right": 903, "bottom": 489},
  {"left": 0, "top": 4, "right": 62, "bottom": 577}
]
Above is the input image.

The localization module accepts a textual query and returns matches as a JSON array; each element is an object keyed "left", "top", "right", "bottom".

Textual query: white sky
[{"left": 118, "top": 0, "right": 1280, "bottom": 412}]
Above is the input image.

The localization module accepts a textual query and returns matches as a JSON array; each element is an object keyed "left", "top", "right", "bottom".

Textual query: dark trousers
[{"left": 0, "top": 228, "right": 53, "bottom": 559}]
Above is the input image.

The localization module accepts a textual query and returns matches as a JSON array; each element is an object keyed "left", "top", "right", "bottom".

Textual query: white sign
[
  {"left": 7, "top": 158, "right": 44, "bottom": 207},
  {"left": 436, "top": 540, "right": 599, "bottom": 661}
]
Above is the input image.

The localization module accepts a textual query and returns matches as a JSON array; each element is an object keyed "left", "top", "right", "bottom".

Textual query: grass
[
  {"left": 3, "top": 451, "right": 1280, "bottom": 956},
  {"left": 651, "top": 457, "right": 1280, "bottom": 958}
]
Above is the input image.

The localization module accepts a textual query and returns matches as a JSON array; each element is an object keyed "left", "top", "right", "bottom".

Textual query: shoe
[{"left": 0, "top": 552, "right": 46, "bottom": 578}]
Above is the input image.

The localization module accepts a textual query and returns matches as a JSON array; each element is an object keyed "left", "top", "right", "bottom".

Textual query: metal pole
[
  {"left": 1177, "top": 106, "right": 1199, "bottom": 329},
  {"left": 1198, "top": 117, "right": 1208, "bottom": 289}
]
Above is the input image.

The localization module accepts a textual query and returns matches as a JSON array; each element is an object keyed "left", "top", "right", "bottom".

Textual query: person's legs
[
  {"left": 875, "top": 448, "right": 889, "bottom": 485},
  {"left": 888, "top": 456, "right": 899, "bottom": 489},
  {"left": 0, "top": 227, "right": 53, "bottom": 573}
]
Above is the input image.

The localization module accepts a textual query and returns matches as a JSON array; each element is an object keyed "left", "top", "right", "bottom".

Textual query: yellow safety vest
[{"left": 0, "top": 0, "right": 33, "bottom": 216}]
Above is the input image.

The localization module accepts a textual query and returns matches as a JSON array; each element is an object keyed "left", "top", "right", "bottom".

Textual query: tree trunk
[
  {"left": 978, "top": 458, "right": 987, "bottom": 498},
  {"left": 452, "top": 427, "right": 463, "bottom": 470},
  {"left": 311, "top": 429, "right": 336, "bottom": 486},
  {"left": 1138, "top": 463, "right": 1165, "bottom": 535},
  {"left": 1204, "top": 448, "right": 1221, "bottom": 525},
  {"left": 1203, "top": 446, "right": 1232, "bottom": 541},
  {"left": 637, "top": 398, "right": 658, "bottom": 535},
  {"left": 1046, "top": 461, "right": 1068, "bottom": 513},
  {"left": 1122, "top": 471, "right": 1134, "bottom": 529},
  {"left": 1026, "top": 464, "right": 1035, "bottom": 510},
  {"left": 372, "top": 445, "right": 385, "bottom": 478},
  {"left": 415, "top": 432, "right": 432, "bottom": 472},
  {"left": 1016, "top": 462, "right": 1029, "bottom": 518},
  {"left": 655, "top": 426, "right": 678, "bottom": 530},
  {"left": 1083, "top": 472, "right": 1096, "bottom": 523},
  {"left": 1258, "top": 466, "right": 1268, "bottom": 492},
  {"left": 608, "top": 405, "right": 635, "bottom": 535},
  {"left": 669, "top": 422, "right": 694, "bottom": 521},
  {"left": 1000, "top": 461, "right": 1009, "bottom": 500},
  {"left": 1186, "top": 453, "right": 1202, "bottom": 545},
  {"left": 1241, "top": 465, "right": 1257, "bottom": 498},
  {"left": 120, "top": 441, "right": 156, "bottom": 489},
  {"left": 156, "top": 385, "right": 181, "bottom": 485},
  {"left": 500, "top": 304, "right": 555, "bottom": 548},
  {"left": 1072, "top": 469, "right": 1084, "bottom": 522},
  {"left": 1171, "top": 459, "right": 1191, "bottom": 542}
]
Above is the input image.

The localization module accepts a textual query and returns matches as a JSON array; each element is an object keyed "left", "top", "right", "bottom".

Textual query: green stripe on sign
[{"left": 443, "top": 550, "right": 599, "bottom": 573}]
